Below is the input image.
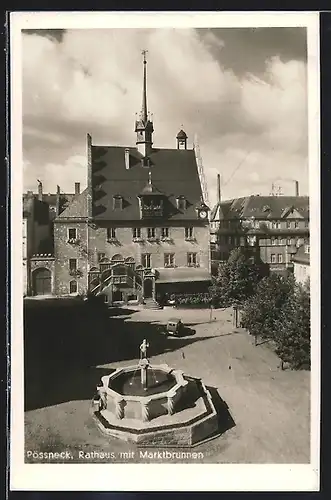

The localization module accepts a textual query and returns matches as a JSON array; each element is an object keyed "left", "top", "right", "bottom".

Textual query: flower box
[{"left": 69, "top": 269, "right": 83, "bottom": 278}]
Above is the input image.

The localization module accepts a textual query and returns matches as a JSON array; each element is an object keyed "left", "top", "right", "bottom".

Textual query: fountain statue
[
  {"left": 139, "top": 339, "right": 149, "bottom": 390},
  {"left": 91, "top": 338, "right": 220, "bottom": 447}
]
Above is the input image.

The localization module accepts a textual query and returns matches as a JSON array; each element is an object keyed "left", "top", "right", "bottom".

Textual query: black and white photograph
[{"left": 10, "top": 11, "right": 320, "bottom": 492}]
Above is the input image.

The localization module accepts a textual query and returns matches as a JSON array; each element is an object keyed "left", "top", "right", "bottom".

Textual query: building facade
[
  {"left": 52, "top": 54, "right": 211, "bottom": 303},
  {"left": 210, "top": 181, "right": 309, "bottom": 276},
  {"left": 292, "top": 244, "right": 310, "bottom": 285},
  {"left": 22, "top": 192, "right": 52, "bottom": 295},
  {"left": 23, "top": 182, "right": 81, "bottom": 296}
]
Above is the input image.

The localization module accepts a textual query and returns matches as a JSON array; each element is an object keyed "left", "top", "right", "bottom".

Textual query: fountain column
[
  {"left": 141, "top": 400, "right": 150, "bottom": 422},
  {"left": 167, "top": 390, "right": 176, "bottom": 415},
  {"left": 115, "top": 397, "right": 124, "bottom": 420}
]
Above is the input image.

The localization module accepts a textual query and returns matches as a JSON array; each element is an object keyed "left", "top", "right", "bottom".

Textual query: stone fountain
[{"left": 91, "top": 340, "right": 219, "bottom": 447}]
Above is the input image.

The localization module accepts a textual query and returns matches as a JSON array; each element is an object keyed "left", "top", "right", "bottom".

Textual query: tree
[
  {"left": 209, "top": 248, "right": 265, "bottom": 307},
  {"left": 241, "top": 274, "right": 295, "bottom": 341},
  {"left": 274, "top": 284, "right": 310, "bottom": 369}
]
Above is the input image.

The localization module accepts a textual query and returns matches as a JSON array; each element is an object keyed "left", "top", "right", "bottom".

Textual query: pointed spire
[
  {"left": 141, "top": 49, "right": 148, "bottom": 122},
  {"left": 135, "top": 50, "right": 153, "bottom": 156}
]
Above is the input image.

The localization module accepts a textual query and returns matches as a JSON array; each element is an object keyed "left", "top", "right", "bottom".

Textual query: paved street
[{"left": 24, "top": 300, "right": 310, "bottom": 463}]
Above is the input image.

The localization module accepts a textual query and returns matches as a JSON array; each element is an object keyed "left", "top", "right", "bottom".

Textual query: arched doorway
[
  {"left": 33, "top": 268, "right": 52, "bottom": 296},
  {"left": 143, "top": 279, "right": 153, "bottom": 299},
  {"left": 113, "top": 289, "right": 123, "bottom": 302}
]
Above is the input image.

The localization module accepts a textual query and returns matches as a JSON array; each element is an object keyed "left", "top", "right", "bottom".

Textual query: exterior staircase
[{"left": 143, "top": 298, "right": 162, "bottom": 310}]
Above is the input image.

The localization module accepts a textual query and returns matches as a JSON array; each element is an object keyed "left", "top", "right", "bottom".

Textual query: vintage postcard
[{"left": 10, "top": 11, "right": 320, "bottom": 491}]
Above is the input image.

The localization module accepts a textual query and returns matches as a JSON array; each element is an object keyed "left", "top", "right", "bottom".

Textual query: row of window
[
  {"left": 68, "top": 252, "right": 198, "bottom": 271},
  {"left": 68, "top": 227, "right": 195, "bottom": 241},
  {"left": 112, "top": 196, "right": 187, "bottom": 211},
  {"left": 218, "top": 219, "right": 308, "bottom": 229},
  {"left": 221, "top": 236, "right": 303, "bottom": 246},
  {"left": 112, "top": 227, "right": 195, "bottom": 240},
  {"left": 270, "top": 254, "right": 285, "bottom": 264}
]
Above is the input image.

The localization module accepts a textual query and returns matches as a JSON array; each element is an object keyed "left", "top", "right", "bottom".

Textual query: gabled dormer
[
  {"left": 137, "top": 171, "right": 165, "bottom": 219},
  {"left": 113, "top": 194, "right": 123, "bottom": 210},
  {"left": 281, "top": 206, "right": 304, "bottom": 219}
]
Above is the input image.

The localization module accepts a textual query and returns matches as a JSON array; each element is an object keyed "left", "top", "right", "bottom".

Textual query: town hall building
[{"left": 51, "top": 52, "right": 211, "bottom": 304}]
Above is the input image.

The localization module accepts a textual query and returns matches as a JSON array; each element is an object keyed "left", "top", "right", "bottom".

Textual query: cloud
[{"left": 22, "top": 28, "right": 308, "bottom": 203}]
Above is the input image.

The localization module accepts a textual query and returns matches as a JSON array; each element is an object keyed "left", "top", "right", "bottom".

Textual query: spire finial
[
  {"left": 148, "top": 170, "right": 152, "bottom": 185},
  {"left": 142, "top": 49, "right": 148, "bottom": 64},
  {"left": 141, "top": 49, "right": 148, "bottom": 122}
]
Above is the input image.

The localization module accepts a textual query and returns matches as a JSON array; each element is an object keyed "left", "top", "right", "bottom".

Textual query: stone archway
[{"left": 32, "top": 267, "right": 52, "bottom": 296}]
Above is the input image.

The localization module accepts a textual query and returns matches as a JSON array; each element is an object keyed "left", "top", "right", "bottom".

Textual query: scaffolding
[{"left": 193, "top": 134, "right": 210, "bottom": 206}]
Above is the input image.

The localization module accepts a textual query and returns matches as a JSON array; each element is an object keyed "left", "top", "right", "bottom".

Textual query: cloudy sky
[{"left": 22, "top": 27, "right": 308, "bottom": 205}]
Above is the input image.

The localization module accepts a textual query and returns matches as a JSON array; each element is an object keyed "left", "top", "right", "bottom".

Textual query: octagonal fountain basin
[
  {"left": 92, "top": 364, "right": 220, "bottom": 447},
  {"left": 96, "top": 364, "right": 189, "bottom": 422}
]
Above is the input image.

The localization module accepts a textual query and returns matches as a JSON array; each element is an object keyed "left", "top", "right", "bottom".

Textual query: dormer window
[
  {"left": 113, "top": 195, "right": 123, "bottom": 210},
  {"left": 176, "top": 196, "right": 186, "bottom": 211}
]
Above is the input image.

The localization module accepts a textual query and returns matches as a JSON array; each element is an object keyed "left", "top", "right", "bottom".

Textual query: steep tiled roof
[
  {"left": 292, "top": 244, "right": 310, "bottom": 265},
  {"left": 91, "top": 146, "right": 203, "bottom": 221},
  {"left": 211, "top": 195, "right": 309, "bottom": 220},
  {"left": 56, "top": 189, "right": 88, "bottom": 219}
]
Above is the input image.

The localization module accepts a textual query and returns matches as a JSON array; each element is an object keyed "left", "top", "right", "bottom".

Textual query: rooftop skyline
[{"left": 22, "top": 27, "right": 308, "bottom": 205}]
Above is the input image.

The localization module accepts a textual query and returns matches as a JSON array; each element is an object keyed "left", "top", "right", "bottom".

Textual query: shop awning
[{"left": 155, "top": 267, "right": 211, "bottom": 284}]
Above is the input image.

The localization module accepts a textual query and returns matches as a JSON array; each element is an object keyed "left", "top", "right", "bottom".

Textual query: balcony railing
[{"left": 141, "top": 206, "right": 163, "bottom": 218}]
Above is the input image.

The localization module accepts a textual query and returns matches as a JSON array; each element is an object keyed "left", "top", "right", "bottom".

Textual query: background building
[
  {"left": 292, "top": 243, "right": 310, "bottom": 285},
  {"left": 23, "top": 182, "right": 81, "bottom": 296},
  {"left": 210, "top": 174, "right": 309, "bottom": 276}
]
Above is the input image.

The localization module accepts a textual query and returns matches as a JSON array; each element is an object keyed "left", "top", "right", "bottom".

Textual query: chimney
[
  {"left": 125, "top": 148, "right": 130, "bottom": 170},
  {"left": 217, "top": 174, "right": 221, "bottom": 204},
  {"left": 295, "top": 180, "right": 299, "bottom": 196},
  {"left": 75, "top": 182, "right": 80, "bottom": 195},
  {"left": 56, "top": 185, "right": 61, "bottom": 216},
  {"left": 37, "top": 180, "right": 43, "bottom": 201}
]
